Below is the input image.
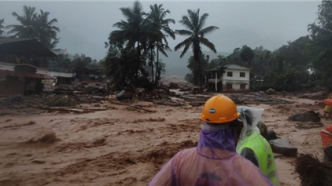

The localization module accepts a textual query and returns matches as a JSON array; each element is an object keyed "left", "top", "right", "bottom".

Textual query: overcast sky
[{"left": 0, "top": 0, "right": 322, "bottom": 75}]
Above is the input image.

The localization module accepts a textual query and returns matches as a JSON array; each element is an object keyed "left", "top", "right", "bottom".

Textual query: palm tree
[
  {"left": 7, "top": 6, "right": 60, "bottom": 49},
  {"left": 110, "top": 1, "right": 158, "bottom": 61},
  {"left": 7, "top": 6, "right": 38, "bottom": 38},
  {"left": 147, "top": 4, "right": 175, "bottom": 83},
  {"left": 36, "top": 10, "right": 60, "bottom": 49},
  {"left": 0, "top": 18, "right": 5, "bottom": 36},
  {"left": 174, "top": 9, "right": 219, "bottom": 87}
]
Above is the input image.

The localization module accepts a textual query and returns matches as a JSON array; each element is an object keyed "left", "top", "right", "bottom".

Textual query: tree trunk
[
  {"left": 137, "top": 41, "right": 140, "bottom": 61},
  {"left": 198, "top": 57, "right": 202, "bottom": 90},
  {"left": 155, "top": 45, "right": 159, "bottom": 86},
  {"left": 150, "top": 43, "right": 154, "bottom": 83}
]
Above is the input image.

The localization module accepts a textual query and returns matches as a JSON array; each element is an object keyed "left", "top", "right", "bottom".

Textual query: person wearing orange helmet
[{"left": 148, "top": 94, "right": 273, "bottom": 186}]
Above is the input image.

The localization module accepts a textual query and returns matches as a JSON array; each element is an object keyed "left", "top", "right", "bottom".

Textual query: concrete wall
[
  {"left": 0, "top": 62, "right": 15, "bottom": 71},
  {"left": 222, "top": 70, "right": 250, "bottom": 81},
  {"left": 48, "top": 71, "right": 74, "bottom": 78},
  {"left": 222, "top": 69, "right": 250, "bottom": 92}
]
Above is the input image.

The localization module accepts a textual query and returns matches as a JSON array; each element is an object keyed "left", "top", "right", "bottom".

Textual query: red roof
[{"left": 0, "top": 69, "right": 53, "bottom": 79}]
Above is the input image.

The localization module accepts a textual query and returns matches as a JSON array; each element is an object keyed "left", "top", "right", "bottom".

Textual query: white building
[{"left": 206, "top": 64, "right": 250, "bottom": 92}]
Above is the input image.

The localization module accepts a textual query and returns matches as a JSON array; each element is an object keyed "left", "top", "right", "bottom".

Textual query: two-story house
[{"left": 206, "top": 64, "right": 250, "bottom": 92}]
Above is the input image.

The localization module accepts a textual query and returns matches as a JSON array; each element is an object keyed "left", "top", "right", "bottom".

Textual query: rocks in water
[
  {"left": 257, "top": 121, "right": 268, "bottom": 140},
  {"left": 288, "top": 111, "right": 321, "bottom": 122},
  {"left": 269, "top": 138, "right": 298, "bottom": 157},
  {"left": 266, "top": 88, "right": 275, "bottom": 95},
  {"left": 267, "top": 129, "right": 278, "bottom": 140}
]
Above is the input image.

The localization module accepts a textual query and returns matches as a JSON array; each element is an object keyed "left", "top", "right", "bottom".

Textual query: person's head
[
  {"left": 200, "top": 94, "right": 240, "bottom": 148},
  {"left": 236, "top": 106, "right": 264, "bottom": 141},
  {"left": 201, "top": 94, "right": 239, "bottom": 126}
]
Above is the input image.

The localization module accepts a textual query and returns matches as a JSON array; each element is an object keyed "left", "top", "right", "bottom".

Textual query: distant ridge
[{"left": 161, "top": 50, "right": 231, "bottom": 77}]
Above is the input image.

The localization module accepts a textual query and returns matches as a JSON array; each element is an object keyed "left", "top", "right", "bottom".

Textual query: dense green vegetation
[
  {"left": 186, "top": 0, "right": 332, "bottom": 91},
  {"left": 1, "top": 1, "right": 332, "bottom": 92}
]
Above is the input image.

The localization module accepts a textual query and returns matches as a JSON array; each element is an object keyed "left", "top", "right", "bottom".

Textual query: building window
[
  {"left": 227, "top": 83, "right": 233, "bottom": 89},
  {"left": 227, "top": 71, "right": 233, "bottom": 77},
  {"left": 240, "top": 72, "right": 245, "bottom": 77},
  {"left": 240, "top": 84, "right": 246, "bottom": 90}
]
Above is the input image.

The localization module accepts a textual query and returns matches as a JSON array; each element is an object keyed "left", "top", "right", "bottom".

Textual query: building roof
[
  {"left": 0, "top": 38, "right": 57, "bottom": 57},
  {"left": 206, "top": 64, "right": 250, "bottom": 72},
  {"left": 0, "top": 69, "right": 53, "bottom": 79},
  {"left": 224, "top": 64, "right": 250, "bottom": 70}
]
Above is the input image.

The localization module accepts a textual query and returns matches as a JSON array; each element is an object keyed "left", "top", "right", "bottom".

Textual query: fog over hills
[{"left": 161, "top": 50, "right": 231, "bottom": 77}]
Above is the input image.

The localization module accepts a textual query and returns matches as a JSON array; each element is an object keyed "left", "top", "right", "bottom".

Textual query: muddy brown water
[{"left": 0, "top": 95, "right": 329, "bottom": 186}]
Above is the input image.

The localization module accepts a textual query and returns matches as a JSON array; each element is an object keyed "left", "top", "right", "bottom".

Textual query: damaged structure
[
  {"left": 0, "top": 38, "right": 74, "bottom": 96},
  {"left": 206, "top": 64, "right": 250, "bottom": 92}
]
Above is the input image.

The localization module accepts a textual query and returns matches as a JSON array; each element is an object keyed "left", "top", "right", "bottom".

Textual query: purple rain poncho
[{"left": 148, "top": 123, "right": 273, "bottom": 186}]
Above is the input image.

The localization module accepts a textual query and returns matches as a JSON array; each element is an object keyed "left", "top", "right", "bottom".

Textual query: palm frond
[
  {"left": 198, "top": 26, "right": 219, "bottom": 35},
  {"left": 175, "top": 29, "right": 192, "bottom": 36},
  {"left": 187, "top": 9, "right": 199, "bottom": 31},
  {"left": 199, "top": 37, "right": 217, "bottom": 53},
  {"left": 197, "top": 13, "right": 209, "bottom": 31},
  {"left": 174, "top": 37, "right": 192, "bottom": 51},
  {"left": 180, "top": 42, "right": 191, "bottom": 58}
]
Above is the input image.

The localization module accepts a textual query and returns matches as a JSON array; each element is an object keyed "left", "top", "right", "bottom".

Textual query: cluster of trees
[
  {"left": 0, "top": 6, "right": 60, "bottom": 49},
  {"left": 55, "top": 53, "right": 99, "bottom": 77},
  {"left": 186, "top": 0, "right": 332, "bottom": 92},
  {"left": 104, "top": 1, "right": 218, "bottom": 89},
  {"left": 0, "top": 6, "right": 101, "bottom": 77},
  {"left": 1, "top": 1, "right": 331, "bottom": 92}
]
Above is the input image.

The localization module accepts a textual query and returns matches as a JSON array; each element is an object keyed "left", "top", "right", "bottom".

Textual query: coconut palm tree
[
  {"left": 7, "top": 6, "right": 60, "bottom": 49},
  {"left": 147, "top": 4, "right": 175, "bottom": 83},
  {"left": 175, "top": 9, "right": 219, "bottom": 87},
  {"left": 0, "top": 18, "right": 5, "bottom": 36},
  {"left": 110, "top": 1, "right": 159, "bottom": 61},
  {"left": 7, "top": 6, "right": 38, "bottom": 38},
  {"left": 36, "top": 10, "right": 60, "bottom": 49}
]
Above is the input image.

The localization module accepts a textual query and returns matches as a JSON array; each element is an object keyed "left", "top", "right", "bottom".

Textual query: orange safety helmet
[{"left": 201, "top": 94, "right": 240, "bottom": 124}]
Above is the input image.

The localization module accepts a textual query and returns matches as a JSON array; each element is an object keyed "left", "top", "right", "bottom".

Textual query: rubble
[
  {"left": 229, "top": 93, "right": 292, "bottom": 105},
  {"left": 269, "top": 138, "right": 298, "bottom": 157},
  {"left": 44, "top": 96, "right": 77, "bottom": 107},
  {"left": 7, "top": 94, "right": 24, "bottom": 102},
  {"left": 294, "top": 154, "right": 332, "bottom": 186},
  {"left": 288, "top": 111, "right": 321, "bottom": 122},
  {"left": 116, "top": 90, "right": 134, "bottom": 100},
  {"left": 266, "top": 88, "right": 276, "bottom": 95},
  {"left": 169, "top": 82, "right": 179, "bottom": 89},
  {"left": 296, "top": 122, "right": 323, "bottom": 129},
  {"left": 54, "top": 84, "right": 74, "bottom": 94},
  {"left": 299, "top": 90, "right": 328, "bottom": 99}
]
